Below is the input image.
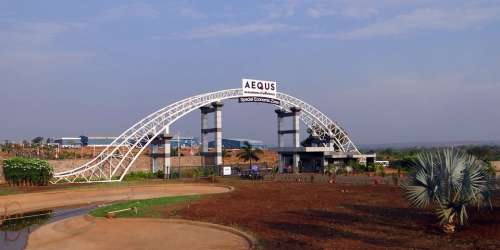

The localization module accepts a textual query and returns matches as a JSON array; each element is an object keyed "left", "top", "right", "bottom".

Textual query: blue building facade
[
  {"left": 208, "top": 138, "right": 264, "bottom": 149},
  {"left": 55, "top": 136, "right": 199, "bottom": 148}
]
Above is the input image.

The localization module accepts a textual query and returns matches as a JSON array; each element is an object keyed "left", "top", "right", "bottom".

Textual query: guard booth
[
  {"left": 273, "top": 106, "right": 375, "bottom": 173},
  {"left": 275, "top": 147, "right": 376, "bottom": 173}
]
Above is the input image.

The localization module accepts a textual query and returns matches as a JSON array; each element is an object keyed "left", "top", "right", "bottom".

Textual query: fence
[{"left": 167, "top": 163, "right": 274, "bottom": 179}]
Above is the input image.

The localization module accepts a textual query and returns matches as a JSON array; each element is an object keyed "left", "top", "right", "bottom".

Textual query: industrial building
[
  {"left": 208, "top": 138, "right": 264, "bottom": 149},
  {"left": 55, "top": 137, "right": 116, "bottom": 148},
  {"left": 54, "top": 136, "right": 199, "bottom": 149}
]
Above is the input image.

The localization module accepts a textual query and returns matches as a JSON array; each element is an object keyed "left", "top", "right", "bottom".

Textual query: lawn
[
  {"left": 89, "top": 195, "right": 201, "bottom": 218},
  {"left": 0, "top": 187, "right": 19, "bottom": 196}
]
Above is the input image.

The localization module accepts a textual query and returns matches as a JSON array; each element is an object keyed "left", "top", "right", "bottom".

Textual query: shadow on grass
[
  {"left": 267, "top": 205, "right": 441, "bottom": 248},
  {"left": 265, "top": 220, "right": 403, "bottom": 248}
]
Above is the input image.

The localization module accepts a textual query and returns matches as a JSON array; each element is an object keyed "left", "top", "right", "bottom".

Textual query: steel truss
[{"left": 52, "top": 89, "right": 359, "bottom": 183}]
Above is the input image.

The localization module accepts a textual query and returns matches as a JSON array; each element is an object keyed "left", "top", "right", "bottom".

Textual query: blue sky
[{"left": 1, "top": 0, "right": 499, "bottom": 145}]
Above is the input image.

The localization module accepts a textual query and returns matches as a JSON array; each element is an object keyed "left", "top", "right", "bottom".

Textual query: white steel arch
[{"left": 52, "top": 89, "right": 359, "bottom": 183}]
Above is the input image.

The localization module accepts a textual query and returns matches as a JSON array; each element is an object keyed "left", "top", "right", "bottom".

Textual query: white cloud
[
  {"left": 96, "top": 3, "right": 159, "bottom": 21},
  {"left": 0, "top": 21, "right": 92, "bottom": 78},
  {"left": 342, "top": 7, "right": 379, "bottom": 19},
  {"left": 0, "top": 22, "right": 83, "bottom": 47},
  {"left": 331, "top": 73, "right": 500, "bottom": 143},
  {"left": 0, "top": 50, "right": 94, "bottom": 69},
  {"left": 177, "top": 6, "right": 205, "bottom": 19},
  {"left": 263, "top": 0, "right": 298, "bottom": 19},
  {"left": 179, "top": 23, "right": 298, "bottom": 39},
  {"left": 331, "top": 7, "right": 500, "bottom": 39},
  {"left": 307, "top": 4, "right": 378, "bottom": 19}
]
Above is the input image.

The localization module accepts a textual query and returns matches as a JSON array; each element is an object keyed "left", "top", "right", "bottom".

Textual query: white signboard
[
  {"left": 223, "top": 166, "right": 232, "bottom": 176},
  {"left": 242, "top": 79, "right": 277, "bottom": 98}
]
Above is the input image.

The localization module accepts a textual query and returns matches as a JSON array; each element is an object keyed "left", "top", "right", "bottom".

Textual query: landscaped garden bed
[{"left": 176, "top": 181, "right": 500, "bottom": 249}]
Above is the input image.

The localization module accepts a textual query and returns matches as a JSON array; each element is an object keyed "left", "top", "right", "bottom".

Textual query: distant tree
[
  {"left": 31, "top": 137, "right": 44, "bottom": 146},
  {"left": 1, "top": 140, "right": 13, "bottom": 154},
  {"left": 301, "top": 129, "right": 325, "bottom": 147},
  {"left": 171, "top": 147, "right": 179, "bottom": 157},
  {"left": 45, "top": 144, "right": 57, "bottom": 159},
  {"left": 222, "top": 148, "right": 231, "bottom": 157},
  {"left": 237, "top": 142, "right": 263, "bottom": 167},
  {"left": 80, "top": 135, "right": 89, "bottom": 147},
  {"left": 463, "top": 145, "right": 500, "bottom": 161},
  {"left": 324, "top": 164, "right": 338, "bottom": 184}
]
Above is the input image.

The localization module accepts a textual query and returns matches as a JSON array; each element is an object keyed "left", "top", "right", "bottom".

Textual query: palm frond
[{"left": 403, "top": 148, "right": 494, "bottom": 227}]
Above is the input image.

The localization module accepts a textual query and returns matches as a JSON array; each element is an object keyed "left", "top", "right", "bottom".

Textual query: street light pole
[{"left": 177, "top": 133, "right": 181, "bottom": 177}]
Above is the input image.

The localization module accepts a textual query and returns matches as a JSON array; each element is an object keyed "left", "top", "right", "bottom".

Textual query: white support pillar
[
  {"left": 277, "top": 112, "right": 284, "bottom": 148},
  {"left": 150, "top": 144, "right": 157, "bottom": 173},
  {"left": 200, "top": 108, "right": 209, "bottom": 157},
  {"left": 278, "top": 154, "right": 284, "bottom": 173},
  {"left": 292, "top": 110, "right": 300, "bottom": 148},
  {"left": 200, "top": 103, "right": 223, "bottom": 167},
  {"left": 291, "top": 107, "right": 301, "bottom": 173},
  {"left": 213, "top": 102, "right": 223, "bottom": 166},
  {"left": 275, "top": 109, "right": 285, "bottom": 173},
  {"left": 163, "top": 126, "right": 172, "bottom": 179}
]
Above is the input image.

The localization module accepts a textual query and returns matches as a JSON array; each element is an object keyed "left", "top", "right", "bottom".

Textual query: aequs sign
[{"left": 241, "top": 79, "right": 277, "bottom": 98}]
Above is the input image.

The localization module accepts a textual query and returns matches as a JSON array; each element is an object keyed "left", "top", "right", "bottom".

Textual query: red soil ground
[{"left": 178, "top": 181, "right": 500, "bottom": 250}]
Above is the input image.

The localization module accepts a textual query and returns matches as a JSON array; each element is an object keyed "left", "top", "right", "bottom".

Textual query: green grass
[
  {"left": 0, "top": 187, "right": 19, "bottom": 196},
  {"left": 89, "top": 195, "right": 201, "bottom": 218}
]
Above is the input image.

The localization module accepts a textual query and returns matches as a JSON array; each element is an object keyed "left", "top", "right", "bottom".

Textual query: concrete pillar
[
  {"left": 278, "top": 154, "right": 284, "bottom": 173},
  {"left": 200, "top": 107, "right": 209, "bottom": 157},
  {"left": 163, "top": 126, "right": 172, "bottom": 179},
  {"left": 150, "top": 144, "right": 157, "bottom": 173},
  {"left": 276, "top": 110, "right": 284, "bottom": 148},
  {"left": 213, "top": 102, "right": 223, "bottom": 166},
  {"left": 291, "top": 107, "right": 301, "bottom": 173},
  {"left": 293, "top": 154, "right": 300, "bottom": 173},
  {"left": 291, "top": 107, "right": 301, "bottom": 148}
]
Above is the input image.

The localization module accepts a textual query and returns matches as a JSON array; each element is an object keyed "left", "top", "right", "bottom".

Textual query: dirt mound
[{"left": 27, "top": 216, "right": 253, "bottom": 250}]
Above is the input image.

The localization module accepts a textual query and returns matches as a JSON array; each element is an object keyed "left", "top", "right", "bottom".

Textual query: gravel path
[{"left": 26, "top": 216, "right": 254, "bottom": 250}]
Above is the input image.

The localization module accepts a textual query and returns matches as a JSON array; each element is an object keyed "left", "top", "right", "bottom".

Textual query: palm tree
[
  {"left": 222, "top": 148, "right": 231, "bottom": 157},
  {"left": 403, "top": 148, "right": 495, "bottom": 233},
  {"left": 324, "top": 164, "right": 338, "bottom": 184},
  {"left": 192, "top": 167, "right": 201, "bottom": 182},
  {"left": 237, "top": 142, "right": 263, "bottom": 168}
]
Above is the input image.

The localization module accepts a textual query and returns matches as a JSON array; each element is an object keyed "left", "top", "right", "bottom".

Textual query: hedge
[{"left": 2, "top": 157, "right": 53, "bottom": 186}]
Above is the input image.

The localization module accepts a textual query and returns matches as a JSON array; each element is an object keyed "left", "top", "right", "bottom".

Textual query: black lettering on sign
[
  {"left": 257, "top": 82, "right": 264, "bottom": 90},
  {"left": 239, "top": 97, "right": 281, "bottom": 105}
]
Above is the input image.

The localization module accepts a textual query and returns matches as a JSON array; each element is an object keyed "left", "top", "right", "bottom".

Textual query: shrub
[
  {"left": 123, "top": 171, "right": 156, "bottom": 181},
  {"left": 3, "top": 157, "right": 53, "bottom": 186},
  {"left": 350, "top": 162, "right": 366, "bottom": 173},
  {"left": 374, "top": 163, "right": 385, "bottom": 176},
  {"left": 403, "top": 148, "right": 495, "bottom": 233},
  {"left": 180, "top": 168, "right": 202, "bottom": 179},
  {"left": 156, "top": 170, "right": 165, "bottom": 179}
]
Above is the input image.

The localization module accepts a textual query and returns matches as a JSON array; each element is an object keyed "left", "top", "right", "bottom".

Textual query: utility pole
[{"left": 177, "top": 133, "right": 181, "bottom": 177}]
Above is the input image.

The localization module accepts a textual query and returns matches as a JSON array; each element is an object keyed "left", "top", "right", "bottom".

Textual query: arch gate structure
[{"left": 53, "top": 85, "right": 372, "bottom": 184}]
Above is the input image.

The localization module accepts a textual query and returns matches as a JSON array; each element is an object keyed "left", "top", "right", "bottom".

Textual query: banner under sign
[{"left": 239, "top": 97, "right": 281, "bottom": 105}]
